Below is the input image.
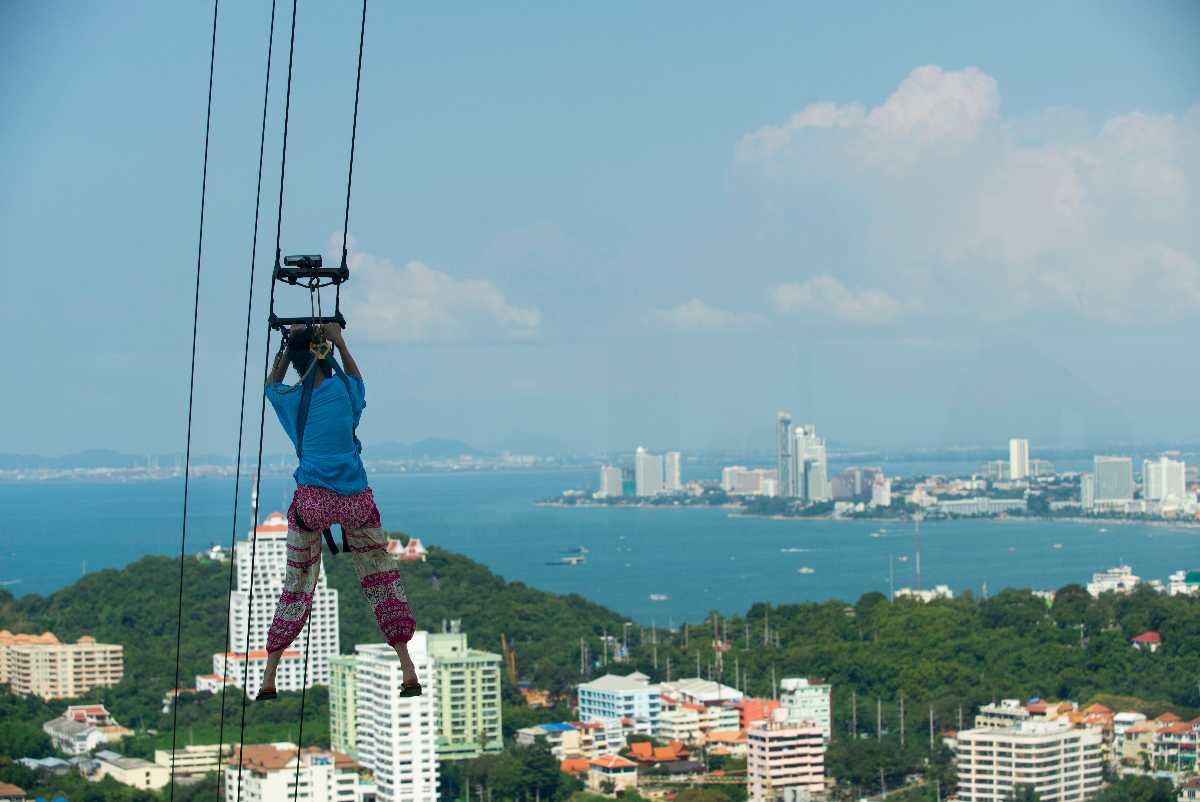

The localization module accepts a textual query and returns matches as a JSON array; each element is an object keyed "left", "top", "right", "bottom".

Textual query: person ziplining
[{"left": 254, "top": 320, "right": 421, "bottom": 700}]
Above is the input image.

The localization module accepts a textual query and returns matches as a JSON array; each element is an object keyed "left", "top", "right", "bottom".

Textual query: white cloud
[
  {"left": 340, "top": 246, "right": 540, "bottom": 343},
  {"left": 770, "top": 276, "right": 905, "bottom": 326},
  {"left": 734, "top": 66, "right": 1200, "bottom": 325},
  {"left": 649, "top": 298, "right": 759, "bottom": 332}
]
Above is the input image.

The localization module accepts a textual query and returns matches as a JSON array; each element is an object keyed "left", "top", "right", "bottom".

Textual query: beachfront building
[
  {"left": 224, "top": 743, "right": 374, "bottom": 802},
  {"left": 1010, "top": 438, "right": 1030, "bottom": 480},
  {"left": 1093, "top": 456, "right": 1134, "bottom": 508},
  {"left": 1169, "top": 570, "right": 1200, "bottom": 596},
  {"left": 0, "top": 630, "right": 124, "bottom": 700},
  {"left": 870, "top": 475, "right": 892, "bottom": 508},
  {"left": 1086, "top": 565, "right": 1140, "bottom": 597},
  {"left": 952, "top": 720, "right": 1103, "bottom": 802},
  {"left": 578, "top": 672, "right": 662, "bottom": 734},
  {"left": 894, "top": 585, "right": 954, "bottom": 603},
  {"left": 777, "top": 412, "right": 793, "bottom": 501},
  {"left": 1143, "top": 456, "right": 1187, "bottom": 502},
  {"left": 937, "top": 497, "right": 1027, "bottom": 516},
  {"left": 792, "top": 425, "right": 831, "bottom": 503},
  {"left": 217, "top": 511, "right": 340, "bottom": 695},
  {"left": 779, "top": 678, "right": 833, "bottom": 740},
  {"left": 634, "top": 448, "right": 666, "bottom": 497},
  {"left": 746, "top": 709, "right": 825, "bottom": 802},
  {"left": 352, "top": 639, "right": 439, "bottom": 802},
  {"left": 665, "top": 451, "right": 683, "bottom": 492},
  {"left": 426, "top": 630, "right": 503, "bottom": 760},
  {"left": 721, "top": 466, "right": 779, "bottom": 496},
  {"left": 597, "top": 465, "right": 623, "bottom": 498}
]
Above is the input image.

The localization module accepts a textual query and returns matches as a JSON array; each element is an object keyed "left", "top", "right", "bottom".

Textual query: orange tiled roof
[
  {"left": 1156, "top": 712, "right": 1183, "bottom": 723},
  {"left": 1085, "top": 703, "right": 1113, "bottom": 715},
  {"left": 590, "top": 754, "right": 637, "bottom": 770},
  {"left": 1158, "top": 722, "right": 1193, "bottom": 735},
  {"left": 1132, "top": 631, "right": 1161, "bottom": 643},
  {"left": 560, "top": 758, "right": 589, "bottom": 775},
  {"left": 629, "top": 742, "right": 653, "bottom": 760}
]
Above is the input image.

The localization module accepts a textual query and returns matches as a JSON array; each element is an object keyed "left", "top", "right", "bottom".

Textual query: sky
[{"left": 3, "top": 1, "right": 1200, "bottom": 457}]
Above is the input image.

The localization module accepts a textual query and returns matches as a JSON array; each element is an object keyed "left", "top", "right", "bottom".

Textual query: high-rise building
[
  {"left": 777, "top": 412, "right": 793, "bottom": 499},
  {"left": 1080, "top": 474, "right": 1095, "bottom": 510},
  {"left": 329, "top": 655, "right": 357, "bottom": 757},
  {"left": 0, "top": 631, "right": 123, "bottom": 700},
  {"left": 664, "top": 452, "right": 683, "bottom": 492},
  {"left": 634, "top": 447, "right": 666, "bottom": 497},
  {"left": 779, "top": 678, "right": 832, "bottom": 741},
  {"left": 951, "top": 720, "right": 1103, "bottom": 802},
  {"left": 720, "top": 467, "right": 779, "bottom": 496},
  {"left": 1143, "top": 456, "right": 1187, "bottom": 501},
  {"left": 1009, "top": 438, "right": 1030, "bottom": 481},
  {"left": 427, "top": 629, "right": 504, "bottom": 760},
  {"left": 792, "top": 426, "right": 831, "bottom": 503},
  {"left": 598, "top": 465, "right": 623, "bottom": 498},
  {"left": 870, "top": 475, "right": 892, "bottom": 508},
  {"left": 220, "top": 511, "right": 340, "bottom": 695},
  {"left": 224, "top": 743, "right": 374, "bottom": 802},
  {"left": 1093, "top": 456, "right": 1134, "bottom": 503},
  {"left": 746, "top": 709, "right": 825, "bottom": 802},
  {"left": 353, "top": 638, "right": 439, "bottom": 802}
]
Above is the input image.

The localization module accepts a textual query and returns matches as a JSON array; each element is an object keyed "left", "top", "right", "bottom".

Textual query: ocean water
[{"left": 1, "top": 469, "right": 1197, "bottom": 623}]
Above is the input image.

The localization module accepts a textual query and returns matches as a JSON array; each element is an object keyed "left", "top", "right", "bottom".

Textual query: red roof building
[{"left": 1132, "top": 631, "right": 1162, "bottom": 653}]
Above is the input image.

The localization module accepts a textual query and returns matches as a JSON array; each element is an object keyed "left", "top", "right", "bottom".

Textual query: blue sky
[{"left": 3, "top": 1, "right": 1199, "bottom": 456}]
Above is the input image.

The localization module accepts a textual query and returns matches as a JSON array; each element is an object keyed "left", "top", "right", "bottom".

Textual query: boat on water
[
  {"left": 780, "top": 547, "right": 807, "bottom": 553},
  {"left": 546, "top": 555, "right": 586, "bottom": 566},
  {"left": 562, "top": 545, "right": 590, "bottom": 554},
  {"left": 897, "top": 556, "right": 909, "bottom": 562},
  {"left": 797, "top": 566, "right": 816, "bottom": 574},
  {"left": 1053, "top": 543, "right": 1063, "bottom": 549},
  {"left": 1099, "top": 528, "right": 1108, "bottom": 533},
  {"left": 649, "top": 593, "right": 669, "bottom": 601}
]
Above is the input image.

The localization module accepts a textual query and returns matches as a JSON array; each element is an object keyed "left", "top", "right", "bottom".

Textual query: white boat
[
  {"left": 1053, "top": 543, "right": 1063, "bottom": 549},
  {"left": 1099, "top": 528, "right": 1108, "bottom": 533},
  {"left": 797, "top": 566, "right": 816, "bottom": 575},
  {"left": 649, "top": 593, "right": 669, "bottom": 601},
  {"left": 897, "top": 556, "right": 909, "bottom": 562}
]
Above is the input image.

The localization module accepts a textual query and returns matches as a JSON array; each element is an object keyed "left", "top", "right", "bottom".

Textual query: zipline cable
[
  {"left": 291, "top": 615, "right": 314, "bottom": 802},
  {"left": 338, "top": 0, "right": 369, "bottom": 285},
  {"left": 169, "top": 0, "right": 220, "bottom": 800},
  {"left": 238, "top": 0, "right": 299, "bottom": 791},
  {"left": 217, "top": 0, "right": 279, "bottom": 798}
]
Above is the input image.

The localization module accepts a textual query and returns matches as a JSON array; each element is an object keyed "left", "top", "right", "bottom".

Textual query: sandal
[
  {"left": 256, "top": 688, "right": 278, "bottom": 701},
  {"left": 399, "top": 679, "right": 422, "bottom": 697}
]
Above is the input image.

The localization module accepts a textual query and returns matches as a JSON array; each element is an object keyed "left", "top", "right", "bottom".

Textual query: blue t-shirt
[{"left": 267, "top": 374, "right": 369, "bottom": 495}]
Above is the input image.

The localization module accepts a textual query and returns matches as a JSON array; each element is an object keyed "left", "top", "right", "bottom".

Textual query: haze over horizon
[{"left": 4, "top": 2, "right": 1199, "bottom": 457}]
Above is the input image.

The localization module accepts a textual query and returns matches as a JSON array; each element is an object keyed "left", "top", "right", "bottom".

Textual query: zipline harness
[{"left": 169, "top": 1, "right": 369, "bottom": 800}]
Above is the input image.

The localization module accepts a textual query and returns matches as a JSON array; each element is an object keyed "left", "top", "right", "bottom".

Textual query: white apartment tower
[
  {"left": 634, "top": 447, "right": 666, "bottom": 497},
  {"left": 792, "top": 426, "right": 831, "bottom": 503},
  {"left": 747, "top": 709, "right": 825, "bottom": 802},
  {"left": 598, "top": 465, "right": 623, "bottom": 498},
  {"left": 1144, "top": 456, "right": 1186, "bottom": 502},
  {"left": 1009, "top": 438, "right": 1030, "bottom": 481},
  {"left": 664, "top": 452, "right": 683, "bottom": 492},
  {"left": 353, "top": 639, "right": 439, "bottom": 802},
  {"left": 952, "top": 721, "right": 1103, "bottom": 802},
  {"left": 221, "top": 510, "right": 340, "bottom": 694},
  {"left": 1094, "top": 456, "right": 1134, "bottom": 503},
  {"left": 777, "top": 412, "right": 793, "bottom": 499}
]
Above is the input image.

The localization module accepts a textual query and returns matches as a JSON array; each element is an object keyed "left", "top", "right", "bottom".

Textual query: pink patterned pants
[{"left": 266, "top": 485, "right": 416, "bottom": 654}]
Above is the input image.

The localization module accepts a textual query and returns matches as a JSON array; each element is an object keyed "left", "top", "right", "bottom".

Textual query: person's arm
[
  {"left": 325, "top": 323, "right": 362, "bottom": 378},
  {"left": 266, "top": 339, "right": 289, "bottom": 385}
]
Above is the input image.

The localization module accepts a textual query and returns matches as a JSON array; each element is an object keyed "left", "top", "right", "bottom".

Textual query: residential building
[
  {"left": 975, "top": 700, "right": 1032, "bottom": 729},
  {"left": 1168, "top": 570, "right": 1200, "bottom": 596},
  {"left": 1131, "top": 631, "right": 1161, "bottom": 653},
  {"left": 598, "top": 465, "right": 623, "bottom": 498},
  {"left": 153, "top": 744, "right": 234, "bottom": 778},
  {"left": 894, "top": 585, "right": 954, "bottom": 602},
  {"left": 1144, "top": 456, "right": 1187, "bottom": 502},
  {"left": 951, "top": 720, "right": 1103, "bottom": 802},
  {"left": 634, "top": 447, "right": 666, "bottom": 497},
  {"left": 665, "top": 451, "right": 683, "bottom": 492},
  {"left": 329, "top": 654, "right": 357, "bottom": 757},
  {"left": 1081, "top": 474, "right": 1095, "bottom": 510},
  {"left": 95, "top": 752, "right": 170, "bottom": 791},
  {"left": 224, "top": 743, "right": 374, "bottom": 802},
  {"left": 870, "top": 475, "right": 892, "bottom": 508},
  {"left": 211, "top": 649, "right": 306, "bottom": 700},
  {"left": 515, "top": 720, "right": 627, "bottom": 760},
  {"left": 587, "top": 755, "right": 638, "bottom": 794},
  {"left": 777, "top": 412, "right": 793, "bottom": 500},
  {"left": 1093, "top": 456, "right": 1134, "bottom": 504},
  {"left": 1086, "top": 565, "right": 1140, "bottom": 597},
  {"left": 747, "top": 709, "right": 825, "bottom": 802},
  {"left": 352, "top": 639, "right": 439, "bottom": 802},
  {"left": 219, "top": 510, "right": 339, "bottom": 695},
  {"left": 1009, "top": 438, "right": 1030, "bottom": 481},
  {"left": 0, "top": 630, "right": 124, "bottom": 700},
  {"left": 734, "top": 698, "right": 782, "bottom": 730},
  {"left": 426, "top": 630, "right": 503, "bottom": 760},
  {"left": 792, "top": 425, "right": 831, "bottom": 503},
  {"left": 721, "top": 466, "right": 779, "bottom": 496},
  {"left": 779, "top": 678, "right": 832, "bottom": 740},
  {"left": 577, "top": 672, "right": 662, "bottom": 734},
  {"left": 43, "top": 705, "right": 131, "bottom": 756},
  {"left": 0, "top": 783, "right": 25, "bottom": 802},
  {"left": 986, "top": 460, "right": 1012, "bottom": 482},
  {"left": 1030, "top": 459, "right": 1055, "bottom": 477},
  {"left": 937, "top": 497, "right": 1027, "bottom": 516},
  {"left": 386, "top": 537, "right": 428, "bottom": 562}
]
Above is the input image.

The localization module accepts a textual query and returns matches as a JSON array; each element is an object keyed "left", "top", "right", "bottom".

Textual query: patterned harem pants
[{"left": 266, "top": 485, "right": 416, "bottom": 655}]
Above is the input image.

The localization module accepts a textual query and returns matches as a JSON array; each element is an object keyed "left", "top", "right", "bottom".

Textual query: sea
[{"left": 2, "top": 462, "right": 1198, "bottom": 624}]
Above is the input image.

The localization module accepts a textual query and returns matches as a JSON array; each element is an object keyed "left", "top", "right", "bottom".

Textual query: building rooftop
[
  {"left": 1132, "top": 631, "right": 1162, "bottom": 644},
  {"left": 229, "top": 744, "right": 358, "bottom": 772},
  {"left": 590, "top": 754, "right": 637, "bottom": 770},
  {"left": 580, "top": 672, "right": 656, "bottom": 692}
]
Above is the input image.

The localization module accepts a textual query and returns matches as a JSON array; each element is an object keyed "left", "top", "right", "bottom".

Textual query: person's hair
[{"left": 286, "top": 327, "right": 333, "bottom": 380}]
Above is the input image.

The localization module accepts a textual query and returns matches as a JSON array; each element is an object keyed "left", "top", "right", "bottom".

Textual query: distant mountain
[
  {"left": 0, "top": 449, "right": 147, "bottom": 470},
  {"left": 490, "top": 431, "right": 573, "bottom": 456},
  {"left": 366, "top": 438, "right": 485, "bottom": 460}
]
